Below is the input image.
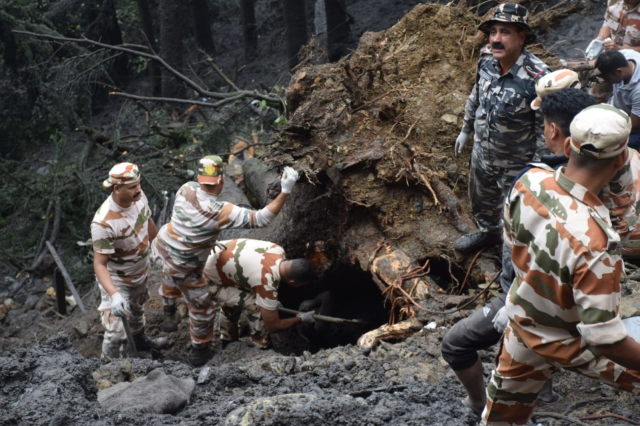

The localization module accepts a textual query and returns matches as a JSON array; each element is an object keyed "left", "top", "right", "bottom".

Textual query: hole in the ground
[
  {"left": 422, "top": 256, "right": 467, "bottom": 292},
  {"left": 269, "top": 264, "right": 390, "bottom": 354}
]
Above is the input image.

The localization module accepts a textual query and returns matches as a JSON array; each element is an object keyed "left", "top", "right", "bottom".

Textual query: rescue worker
[
  {"left": 202, "top": 238, "right": 317, "bottom": 349},
  {"left": 152, "top": 155, "right": 300, "bottom": 366},
  {"left": 596, "top": 50, "right": 640, "bottom": 150},
  {"left": 586, "top": 0, "right": 640, "bottom": 60},
  {"left": 442, "top": 73, "right": 593, "bottom": 417},
  {"left": 482, "top": 105, "right": 640, "bottom": 425},
  {"left": 454, "top": 3, "right": 551, "bottom": 253},
  {"left": 91, "top": 162, "right": 167, "bottom": 358}
]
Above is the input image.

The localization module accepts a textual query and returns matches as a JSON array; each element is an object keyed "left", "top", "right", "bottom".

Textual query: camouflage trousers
[
  {"left": 482, "top": 324, "right": 640, "bottom": 425},
  {"left": 152, "top": 238, "right": 214, "bottom": 347},
  {"left": 469, "top": 144, "right": 527, "bottom": 233},
  {"left": 210, "top": 282, "right": 269, "bottom": 349},
  {"left": 99, "top": 281, "right": 149, "bottom": 359}
]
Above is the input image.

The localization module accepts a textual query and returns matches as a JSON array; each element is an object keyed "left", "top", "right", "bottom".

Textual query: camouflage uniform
[
  {"left": 482, "top": 166, "right": 640, "bottom": 425},
  {"left": 151, "top": 182, "right": 277, "bottom": 347},
  {"left": 91, "top": 190, "right": 152, "bottom": 358},
  {"left": 605, "top": 0, "right": 640, "bottom": 48},
  {"left": 462, "top": 46, "right": 551, "bottom": 232},
  {"left": 203, "top": 239, "right": 285, "bottom": 348},
  {"left": 621, "top": 147, "right": 640, "bottom": 257}
]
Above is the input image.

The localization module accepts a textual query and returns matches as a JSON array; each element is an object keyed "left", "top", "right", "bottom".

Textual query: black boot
[
  {"left": 132, "top": 333, "right": 169, "bottom": 351},
  {"left": 188, "top": 345, "right": 213, "bottom": 367},
  {"left": 162, "top": 305, "right": 180, "bottom": 332},
  {"left": 454, "top": 231, "right": 502, "bottom": 253}
]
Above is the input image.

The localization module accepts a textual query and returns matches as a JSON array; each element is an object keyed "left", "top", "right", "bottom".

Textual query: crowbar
[
  {"left": 121, "top": 316, "right": 138, "bottom": 357},
  {"left": 278, "top": 306, "right": 366, "bottom": 325}
]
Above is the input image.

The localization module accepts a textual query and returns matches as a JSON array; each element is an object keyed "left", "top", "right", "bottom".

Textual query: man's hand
[
  {"left": 492, "top": 306, "right": 509, "bottom": 333},
  {"left": 586, "top": 38, "right": 605, "bottom": 60},
  {"left": 455, "top": 131, "right": 471, "bottom": 156},
  {"left": 111, "top": 292, "right": 131, "bottom": 318},
  {"left": 280, "top": 166, "right": 299, "bottom": 194},
  {"left": 297, "top": 311, "right": 315, "bottom": 324},
  {"left": 603, "top": 38, "right": 620, "bottom": 52}
]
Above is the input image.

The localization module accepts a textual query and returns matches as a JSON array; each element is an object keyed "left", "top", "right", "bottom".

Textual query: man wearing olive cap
[
  {"left": 454, "top": 3, "right": 551, "bottom": 253},
  {"left": 91, "top": 162, "right": 166, "bottom": 358},
  {"left": 152, "top": 155, "right": 300, "bottom": 366},
  {"left": 482, "top": 105, "right": 640, "bottom": 425}
]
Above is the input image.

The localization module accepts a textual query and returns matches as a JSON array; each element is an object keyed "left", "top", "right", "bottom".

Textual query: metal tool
[
  {"left": 277, "top": 306, "right": 366, "bottom": 325},
  {"left": 121, "top": 315, "right": 138, "bottom": 357}
]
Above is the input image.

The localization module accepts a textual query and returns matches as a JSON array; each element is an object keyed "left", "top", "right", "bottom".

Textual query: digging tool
[
  {"left": 121, "top": 316, "right": 138, "bottom": 357},
  {"left": 277, "top": 306, "right": 366, "bottom": 325}
]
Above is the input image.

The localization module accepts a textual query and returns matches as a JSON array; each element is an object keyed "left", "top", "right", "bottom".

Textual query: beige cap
[
  {"left": 531, "top": 69, "right": 581, "bottom": 110},
  {"left": 103, "top": 163, "right": 140, "bottom": 188},
  {"left": 570, "top": 105, "right": 630, "bottom": 159}
]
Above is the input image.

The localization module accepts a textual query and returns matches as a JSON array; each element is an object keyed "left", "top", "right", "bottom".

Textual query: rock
[
  {"left": 4, "top": 298, "right": 18, "bottom": 310},
  {"left": 177, "top": 304, "right": 188, "bottom": 318},
  {"left": 224, "top": 394, "right": 317, "bottom": 426},
  {"left": 440, "top": 295, "right": 475, "bottom": 309},
  {"left": 73, "top": 320, "right": 89, "bottom": 338},
  {"left": 23, "top": 294, "right": 40, "bottom": 311},
  {"left": 92, "top": 361, "right": 132, "bottom": 384},
  {"left": 98, "top": 368, "right": 195, "bottom": 414},
  {"left": 620, "top": 293, "right": 640, "bottom": 319},
  {"left": 441, "top": 114, "right": 458, "bottom": 125},
  {"left": 96, "top": 379, "right": 113, "bottom": 391}
]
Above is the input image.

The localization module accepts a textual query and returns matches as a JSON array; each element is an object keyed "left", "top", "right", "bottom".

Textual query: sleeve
[
  {"left": 603, "top": 2, "right": 618, "bottom": 30},
  {"left": 217, "top": 202, "right": 276, "bottom": 230},
  {"left": 631, "top": 87, "right": 640, "bottom": 118},
  {"left": 91, "top": 222, "right": 115, "bottom": 255},
  {"left": 602, "top": 157, "right": 636, "bottom": 242},
  {"left": 461, "top": 65, "right": 481, "bottom": 134},
  {"left": 574, "top": 251, "right": 628, "bottom": 346}
]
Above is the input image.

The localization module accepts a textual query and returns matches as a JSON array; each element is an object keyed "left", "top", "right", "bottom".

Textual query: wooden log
[
  {"left": 242, "top": 157, "right": 279, "bottom": 207},
  {"left": 54, "top": 269, "right": 67, "bottom": 315},
  {"left": 357, "top": 316, "right": 423, "bottom": 349},
  {"left": 45, "top": 241, "right": 86, "bottom": 313}
]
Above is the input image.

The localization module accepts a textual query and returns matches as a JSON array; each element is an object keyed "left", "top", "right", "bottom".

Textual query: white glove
[
  {"left": 110, "top": 292, "right": 131, "bottom": 319},
  {"left": 280, "top": 166, "right": 299, "bottom": 194},
  {"left": 492, "top": 306, "right": 509, "bottom": 334},
  {"left": 455, "top": 131, "right": 470, "bottom": 156},
  {"left": 297, "top": 311, "right": 315, "bottom": 324},
  {"left": 585, "top": 38, "right": 604, "bottom": 60}
]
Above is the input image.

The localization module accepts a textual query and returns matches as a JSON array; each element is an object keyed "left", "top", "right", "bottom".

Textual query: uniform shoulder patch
[
  {"left": 523, "top": 52, "right": 551, "bottom": 80},
  {"left": 481, "top": 44, "right": 492, "bottom": 55}
]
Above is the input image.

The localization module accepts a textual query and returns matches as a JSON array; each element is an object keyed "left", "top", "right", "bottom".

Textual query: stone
[
  {"left": 224, "top": 394, "right": 317, "bottom": 426},
  {"left": 177, "top": 304, "right": 188, "bottom": 318},
  {"left": 620, "top": 293, "right": 640, "bottom": 319},
  {"left": 92, "top": 361, "right": 132, "bottom": 384},
  {"left": 96, "top": 379, "right": 113, "bottom": 391},
  {"left": 73, "top": 320, "right": 89, "bottom": 338},
  {"left": 441, "top": 114, "right": 458, "bottom": 125},
  {"left": 440, "top": 295, "right": 475, "bottom": 309},
  {"left": 98, "top": 368, "right": 195, "bottom": 414}
]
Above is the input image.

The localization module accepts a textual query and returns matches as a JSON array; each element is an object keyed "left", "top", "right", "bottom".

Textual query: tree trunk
[
  {"left": 159, "top": 0, "right": 189, "bottom": 99},
  {"left": 136, "top": 0, "right": 161, "bottom": 96},
  {"left": 240, "top": 0, "right": 258, "bottom": 61},
  {"left": 189, "top": 0, "right": 216, "bottom": 55},
  {"left": 282, "top": 0, "right": 308, "bottom": 70},
  {"left": 324, "top": 0, "right": 349, "bottom": 61}
]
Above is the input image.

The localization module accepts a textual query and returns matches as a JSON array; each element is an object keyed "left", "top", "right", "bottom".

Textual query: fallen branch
[
  {"left": 579, "top": 413, "right": 640, "bottom": 425},
  {"left": 562, "top": 397, "right": 614, "bottom": 416},
  {"left": 45, "top": 241, "right": 86, "bottom": 313},
  {"left": 110, "top": 91, "right": 247, "bottom": 109},
  {"left": 0, "top": 166, "right": 45, "bottom": 198},
  {"left": 202, "top": 52, "right": 240, "bottom": 92},
  {"left": 533, "top": 412, "right": 587, "bottom": 426},
  {"left": 348, "top": 385, "right": 408, "bottom": 398},
  {"left": 30, "top": 197, "right": 62, "bottom": 271}
]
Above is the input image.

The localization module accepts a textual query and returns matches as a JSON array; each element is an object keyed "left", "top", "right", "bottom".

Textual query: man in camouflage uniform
[
  {"left": 482, "top": 105, "right": 640, "bottom": 425},
  {"left": 454, "top": 3, "right": 551, "bottom": 253},
  {"left": 586, "top": 0, "right": 640, "bottom": 60},
  {"left": 92, "top": 163, "right": 167, "bottom": 359},
  {"left": 151, "top": 155, "right": 300, "bottom": 366},
  {"left": 202, "top": 238, "right": 317, "bottom": 348}
]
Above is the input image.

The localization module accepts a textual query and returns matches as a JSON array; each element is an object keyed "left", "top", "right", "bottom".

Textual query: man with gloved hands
[
  {"left": 453, "top": 3, "right": 550, "bottom": 254},
  {"left": 202, "top": 238, "right": 317, "bottom": 349},
  {"left": 152, "top": 156, "right": 301, "bottom": 366},
  {"left": 92, "top": 162, "right": 167, "bottom": 359},
  {"left": 585, "top": 0, "right": 640, "bottom": 60}
]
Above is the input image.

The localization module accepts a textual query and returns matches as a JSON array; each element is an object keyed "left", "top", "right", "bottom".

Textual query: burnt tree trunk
[
  {"left": 324, "top": 0, "right": 349, "bottom": 61},
  {"left": 240, "top": 0, "right": 258, "bottom": 60},
  {"left": 189, "top": 0, "right": 216, "bottom": 55},
  {"left": 282, "top": 0, "right": 308, "bottom": 70},
  {"left": 136, "top": 0, "right": 161, "bottom": 96},
  {"left": 159, "top": 0, "right": 188, "bottom": 99}
]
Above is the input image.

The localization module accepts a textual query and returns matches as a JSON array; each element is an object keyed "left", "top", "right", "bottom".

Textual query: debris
[
  {"left": 441, "top": 114, "right": 458, "bottom": 125},
  {"left": 73, "top": 320, "right": 89, "bottom": 338},
  {"left": 92, "top": 361, "right": 133, "bottom": 384},
  {"left": 357, "top": 316, "right": 423, "bottom": 349},
  {"left": 197, "top": 366, "right": 211, "bottom": 384}
]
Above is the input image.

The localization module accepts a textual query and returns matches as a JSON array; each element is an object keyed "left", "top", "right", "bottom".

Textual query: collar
[
  {"left": 554, "top": 168, "right": 607, "bottom": 213},
  {"left": 540, "top": 153, "right": 568, "bottom": 168},
  {"left": 492, "top": 49, "right": 527, "bottom": 78}
]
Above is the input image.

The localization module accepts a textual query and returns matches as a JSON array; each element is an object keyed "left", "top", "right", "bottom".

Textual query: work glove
[
  {"left": 297, "top": 310, "right": 315, "bottom": 325},
  {"left": 492, "top": 306, "right": 509, "bottom": 334},
  {"left": 585, "top": 38, "right": 605, "bottom": 60},
  {"left": 454, "top": 131, "right": 471, "bottom": 156},
  {"left": 298, "top": 299, "right": 316, "bottom": 312},
  {"left": 280, "top": 166, "right": 299, "bottom": 194},
  {"left": 111, "top": 292, "right": 132, "bottom": 319}
]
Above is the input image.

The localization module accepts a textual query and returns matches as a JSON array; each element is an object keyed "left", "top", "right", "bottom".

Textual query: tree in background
[
  {"left": 190, "top": 0, "right": 216, "bottom": 56},
  {"left": 136, "top": 0, "right": 161, "bottom": 96},
  {"left": 282, "top": 0, "right": 308, "bottom": 70},
  {"left": 240, "top": 0, "right": 258, "bottom": 61},
  {"left": 325, "top": 0, "right": 349, "bottom": 61},
  {"left": 159, "top": 0, "right": 189, "bottom": 99}
]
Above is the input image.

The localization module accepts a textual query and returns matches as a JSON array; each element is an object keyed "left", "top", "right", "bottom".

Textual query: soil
[{"left": 4, "top": 1, "right": 640, "bottom": 425}]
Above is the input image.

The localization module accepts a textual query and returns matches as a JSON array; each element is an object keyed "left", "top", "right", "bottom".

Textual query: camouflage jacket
[
  {"left": 504, "top": 167, "right": 628, "bottom": 368},
  {"left": 91, "top": 191, "right": 151, "bottom": 287},
  {"left": 605, "top": 0, "right": 640, "bottom": 47},
  {"left": 462, "top": 46, "right": 551, "bottom": 162},
  {"left": 157, "top": 182, "right": 276, "bottom": 264},
  {"left": 203, "top": 239, "right": 285, "bottom": 311}
]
